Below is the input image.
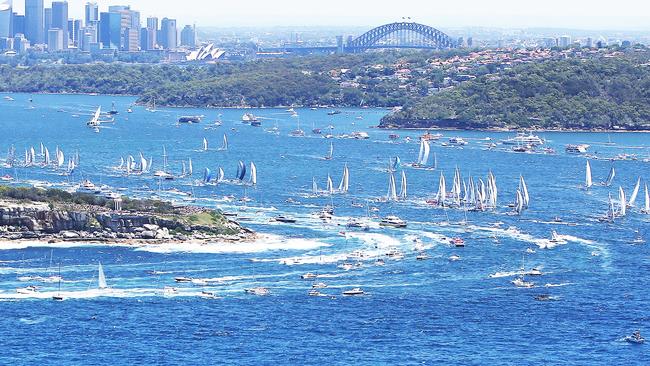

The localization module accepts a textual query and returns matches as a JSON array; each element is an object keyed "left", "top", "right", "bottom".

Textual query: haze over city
[{"left": 8, "top": 0, "right": 650, "bottom": 29}]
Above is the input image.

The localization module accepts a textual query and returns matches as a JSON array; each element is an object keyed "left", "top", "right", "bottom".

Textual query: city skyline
[{"left": 7, "top": 0, "right": 650, "bottom": 30}]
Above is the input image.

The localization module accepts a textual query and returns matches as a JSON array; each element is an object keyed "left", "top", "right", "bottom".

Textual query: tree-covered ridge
[
  {"left": 381, "top": 55, "right": 650, "bottom": 130},
  {"left": 0, "top": 51, "right": 467, "bottom": 108}
]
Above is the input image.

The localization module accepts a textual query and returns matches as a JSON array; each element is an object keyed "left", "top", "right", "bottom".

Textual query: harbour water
[{"left": 0, "top": 93, "right": 649, "bottom": 364}]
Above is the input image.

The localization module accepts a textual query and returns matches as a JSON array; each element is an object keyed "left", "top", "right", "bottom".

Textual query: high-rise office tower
[
  {"left": 160, "top": 17, "right": 177, "bottom": 50},
  {"left": 13, "top": 14, "right": 25, "bottom": 36},
  {"left": 180, "top": 24, "right": 196, "bottom": 48},
  {"left": 84, "top": 2, "right": 98, "bottom": 25},
  {"left": 0, "top": 0, "right": 12, "bottom": 39},
  {"left": 99, "top": 11, "right": 120, "bottom": 49},
  {"left": 51, "top": 1, "right": 68, "bottom": 48},
  {"left": 24, "top": 0, "right": 44, "bottom": 45}
]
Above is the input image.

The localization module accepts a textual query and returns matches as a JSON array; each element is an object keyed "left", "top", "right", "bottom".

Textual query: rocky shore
[{"left": 0, "top": 198, "right": 254, "bottom": 245}]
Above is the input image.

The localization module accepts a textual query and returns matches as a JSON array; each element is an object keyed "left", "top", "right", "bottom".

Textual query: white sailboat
[
  {"left": 218, "top": 134, "right": 228, "bottom": 151},
  {"left": 399, "top": 170, "right": 407, "bottom": 200},
  {"left": 188, "top": 159, "right": 193, "bottom": 176},
  {"left": 387, "top": 173, "right": 398, "bottom": 202},
  {"left": 87, "top": 106, "right": 101, "bottom": 127},
  {"left": 642, "top": 184, "right": 650, "bottom": 214},
  {"left": 249, "top": 162, "right": 257, "bottom": 186},
  {"left": 618, "top": 186, "right": 627, "bottom": 217},
  {"left": 514, "top": 190, "right": 524, "bottom": 215},
  {"left": 519, "top": 175, "right": 530, "bottom": 208},
  {"left": 202, "top": 138, "right": 209, "bottom": 151},
  {"left": 324, "top": 142, "right": 333, "bottom": 160},
  {"left": 327, "top": 174, "right": 334, "bottom": 194},
  {"left": 312, "top": 177, "right": 319, "bottom": 194},
  {"left": 604, "top": 167, "right": 616, "bottom": 187},
  {"left": 217, "top": 167, "right": 225, "bottom": 182},
  {"left": 436, "top": 172, "right": 447, "bottom": 207},
  {"left": 585, "top": 161, "right": 593, "bottom": 189},
  {"left": 628, "top": 177, "right": 641, "bottom": 207},
  {"left": 338, "top": 164, "right": 350, "bottom": 193},
  {"left": 98, "top": 262, "right": 108, "bottom": 290},
  {"left": 414, "top": 140, "right": 431, "bottom": 167}
]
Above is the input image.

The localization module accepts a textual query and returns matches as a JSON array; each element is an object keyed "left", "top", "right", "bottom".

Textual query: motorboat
[
  {"left": 565, "top": 144, "right": 590, "bottom": 154},
  {"left": 375, "top": 258, "right": 386, "bottom": 266},
  {"left": 251, "top": 120, "right": 262, "bottom": 127},
  {"left": 242, "top": 113, "right": 258, "bottom": 123},
  {"left": 301, "top": 273, "right": 318, "bottom": 280},
  {"left": 153, "top": 170, "right": 175, "bottom": 180},
  {"left": 311, "top": 282, "right": 328, "bottom": 289},
  {"left": 501, "top": 132, "right": 545, "bottom": 146},
  {"left": 199, "top": 291, "right": 220, "bottom": 299},
  {"left": 450, "top": 237, "right": 465, "bottom": 247},
  {"left": 449, "top": 255, "right": 461, "bottom": 261},
  {"left": 624, "top": 331, "right": 645, "bottom": 344},
  {"left": 308, "top": 289, "right": 328, "bottom": 297},
  {"left": 338, "top": 262, "right": 354, "bottom": 271},
  {"left": 16, "top": 286, "right": 39, "bottom": 295},
  {"left": 351, "top": 132, "right": 370, "bottom": 140},
  {"left": 178, "top": 116, "right": 202, "bottom": 124},
  {"left": 76, "top": 180, "right": 102, "bottom": 195},
  {"left": 327, "top": 110, "right": 342, "bottom": 116},
  {"left": 274, "top": 215, "right": 297, "bottom": 224},
  {"left": 174, "top": 277, "right": 193, "bottom": 283},
  {"left": 343, "top": 288, "right": 365, "bottom": 296},
  {"left": 549, "top": 231, "right": 566, "bottom": 244},
  {"left": 420, "top": 132, "right": 443, "bottom": 141},
  {"left": 416, "top": 253, "right": 430, "bottom": 261},
  {"left": 527, "top": 268, "right": 543, "bottom": 276},
  {"left": 289, "top": 129, "right": 305, "bottom": 137},
  {"left": 512, "top": 276, "right": 534, "bottom": 288},
  {"left": 388, "top": 134, "right": 400, "bottom": 141},
  {"left": 512, "top": 144, "right": 534, "bottom": 153},
  {"left": 380, "top": 216, "right": 407, "bottom": 228},
  {"left": 448, "top": 137, "right": 468, "bottom": 146},
  {"left": 245, "top": 287, "right": 270, "bottom": 296}
]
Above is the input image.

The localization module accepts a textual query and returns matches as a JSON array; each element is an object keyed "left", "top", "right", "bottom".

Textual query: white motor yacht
[
  {"left": 380, "top": 216, "right": 407, "bottom": 228},
  {"left": 501, "top": 132, "right": 545, "bottom": 146},
  {"left": 343, "top": 288, "right": 365, "bottom": 296},
  {"left": 245, "top": 287, "right": 270, "bottom": 296},
  {"left": 512, "top": 276, "right": 535, "bottom": 288}
]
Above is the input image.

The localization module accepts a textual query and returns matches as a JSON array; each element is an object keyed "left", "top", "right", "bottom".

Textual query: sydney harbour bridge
[{"left": 260, "top": 22, "right": 458, "bottom": 55}]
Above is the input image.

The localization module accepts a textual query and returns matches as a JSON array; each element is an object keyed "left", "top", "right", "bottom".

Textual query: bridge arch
[{"left": 346, "top": 22, "right": 457, "bottom": 51}]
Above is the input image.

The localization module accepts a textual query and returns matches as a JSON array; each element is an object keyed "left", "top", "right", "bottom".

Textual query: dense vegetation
[
  {"left": 0, "top": 185, "right": 176, "bottom": 214},
  {"left": 0, "top": 51, "right": 463, "bottom": 108},
  {"left": 381, "top": 55, "right": 650, "bottom": 130}
]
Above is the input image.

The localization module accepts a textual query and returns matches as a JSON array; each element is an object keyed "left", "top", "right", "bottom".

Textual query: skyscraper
[
  {"left": 0, "top": 0, "right": 12, "bottom": 39},
  {"left": 84, "top": 2, "right": 98, "bottom": 26},
  {"left": 180, "top": 24, "right": 196, "bottom": 48},
  {"left": 160, "top": 17, "right": 176, "bottom": 50},
  {"left": 51, "top": 1, "right": 68, "bottom": 49},
  {"left": 43, "top": 6, "right": 50, "bottom": 42},
  {"left": 13, "top": 14, "right": 25, "bottom": 36},
  {"left": 99, "top": 11, "right": 120, "bottom": 49},
  {"left": 24, "top": 0, "right": 44, "bottom": 45},
  {"left": 47, "top": 27, "right": 62, "bottom": 51}
]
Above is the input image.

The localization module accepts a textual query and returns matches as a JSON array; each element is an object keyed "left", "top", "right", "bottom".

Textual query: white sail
[
  {"left": 437, "top": 172, "right": 447, "bottom": 206},
  {"left": 338, "top": 164, "right": 349, "bottom": 193},
  {"left": 618, "top": 186, "right": 626, "bottom": 217},
  {"left": 98, "top": 262, "right": 107, "bottom": 289},
  {"left": 220, "top": 134, "right": 228, "bottom": 151},
  {"left": 387, "top": 173, "right": 398, "bottom": 201},
  {"left": 420, "top": 140, "right": 430, "bottom": 166},
  {"left": 117, "top": 157, "right": 124, "bottom": 170},
  {"left": 217, "top": 167, "right": 225, "bottom": 182},
  {"left": 520, "top": 175, "right": 529, "bottom": 208},
  {"left": 202, "top": 138, "right": 208, "bottom": 151},
  {"left": 56, "top": 150, "right": 64, "bottom": 168},
  {"left": 644, "top": 184, "right": 650, "bottom": 213},
  {"left": 312, "top": 177, "right": 319, "bottom": 194},
  {"left": 399, "top": 170, "right": 407, "bottom": 200},
  {"left": 188, "top": 159, "right": 193, "bottom": 176},
  {"left": 628, "top": 177, "right": 641, "bottom": 207},
  {"left": 44, "top": 147, "right": 50, "bottom": 166},
  {"left": 605, "top": 167, "right": 615, "bottom": 186},
  {"left": 250, "top": 162, "right": 257, "bottom": 186},
  {"left": 327, "top": 142, "right": 333, "bottom": 160},
  {"left": 433, "top": 152, "right": 438, "bottom": 170},
  {"left": 327, "top": 175, "right": 334, "bottom": 194},
  {"left": 39, "top": 142, "right": 44, "bottom": 156},
  {"left": 607, "top": 193, "right": 616, "bottom": 221},
  {"left": 515, "top": 190, "right": 524, "bottom": 215},
  {"left": 585, "top": 161, "right": 593, "bottom": 189},
  {"left": 140, "top": 154, "right": 148, "bottom": 173},
  {"left": 416, "top": 140, "right": 424, "bottom": 165}
]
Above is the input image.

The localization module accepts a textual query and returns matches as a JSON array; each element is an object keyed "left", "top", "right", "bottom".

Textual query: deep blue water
[{"left": 0, "top": 93, "right": 648, "bottom": 365}]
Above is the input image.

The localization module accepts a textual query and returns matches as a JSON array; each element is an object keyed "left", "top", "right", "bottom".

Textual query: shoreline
[{"left": 376, "top": 125, "right": 650, "bottom": 133}]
